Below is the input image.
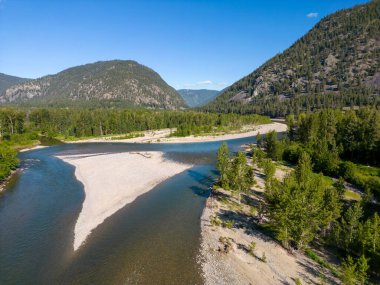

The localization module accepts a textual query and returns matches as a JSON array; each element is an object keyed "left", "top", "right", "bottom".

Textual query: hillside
[
  {"left": 0, "top": 73, "right": 30, "bottom": 95},
  {"left": 177, "top": 89, "right": 219, "bottom": 107},
  {"left": 0, "top": 60, "right": 186, "bottom": 109},
  {"left": 205, "top": 0, "right": 380, "bottom": 116}
]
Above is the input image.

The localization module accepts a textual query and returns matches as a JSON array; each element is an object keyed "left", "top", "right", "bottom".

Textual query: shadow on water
[
  {"left": 0, "top": 134, "right": 258, "bottom": 284},
  {"left": 59, "top": 165, "right": 214, "bottom": 285}
]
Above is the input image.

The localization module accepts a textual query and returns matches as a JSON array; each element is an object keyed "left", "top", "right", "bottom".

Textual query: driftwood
[{"left": 130, "top": 152, "right": 152, "bottom": 158}]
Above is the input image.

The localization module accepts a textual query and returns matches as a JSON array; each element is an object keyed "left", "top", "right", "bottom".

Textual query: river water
[{"left": 0, "top": 137, "right": 256, "bottom": 285}]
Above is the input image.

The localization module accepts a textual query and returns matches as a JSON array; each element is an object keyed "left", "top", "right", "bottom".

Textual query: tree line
[
  {"left": 0, "top": 107, "right": 270, "bottom": 183},
  {"left": 260, "top": 108, "right": 380, "bottom": 199},
  {"left": 202, "top": 89, "right": 380, "bottom": 117},
  {"left": 215, "top": 109, "right": 380, "bottom": 282},
  {"left": 0, "top": 108, "right": 269, "bottom": 139}
]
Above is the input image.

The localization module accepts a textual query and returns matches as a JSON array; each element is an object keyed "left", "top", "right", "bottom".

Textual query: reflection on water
[{"left": 0, "top": 136, "right": 257, "bottom": 284}]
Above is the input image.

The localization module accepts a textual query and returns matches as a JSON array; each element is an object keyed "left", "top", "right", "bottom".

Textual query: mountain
[
  {"left": 0, "top": 73, "right": 30, "bottom": 95},
  {"left": 177, "top": 89, "right": 220, "bottom": 107},
  {"left": 0, "top": 60, "right": 186, "bottom": 109},
  {"left": 205, "top": 0, "right": 380, "bottom": 116}
]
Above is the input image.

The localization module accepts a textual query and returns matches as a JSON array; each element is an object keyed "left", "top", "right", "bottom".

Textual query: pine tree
[
  {"left": 217, "top": 143, "right": 230, "bottom": 189},
  {"left": 356, "top": 255, "right": 369, "bottom": 285},
  {"left": 265, "top": 152, "right": 337, "bottom": 249},
  {"left": 230, "top": 151, "right": 253, "bottom": 203},
  {"left": 340, "top": 203, "right": 363, "bottom": 251},
  {"left": 256, "top": 132, "right": 262, "bottom": 146},
  {"left": 341, "top": 256, "right": 357, "bottom": 285}
]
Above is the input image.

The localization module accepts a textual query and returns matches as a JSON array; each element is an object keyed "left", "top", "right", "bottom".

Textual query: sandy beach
[
  {"left": 56, "top": 151, "right": 193, "bottom": 251},
  {"left": 200, "top": 197, "right": 339, "bottom": 285},
  {"left": 64, "top": 122, "right": 287, "bottom": 144},
  {"left": 19, "top": 145, "right": 48, "bottom": 152}
]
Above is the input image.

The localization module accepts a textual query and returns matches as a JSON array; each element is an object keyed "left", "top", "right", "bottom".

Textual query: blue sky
[{"left": 0, "top": 0, "right": 369, "bottom": 90}]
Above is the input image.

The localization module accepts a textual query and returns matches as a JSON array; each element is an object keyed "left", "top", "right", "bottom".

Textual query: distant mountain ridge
[
  {"left": 205, "top": 0, "right": 380, "bottom": 116},
  {"left": 177, "top": 89, "right": 220, "bottom": 107},
  {"left": 0, "top": 73, "right": 30, "bottom": 95},
  {"left": 0, "top": 60, "right": 186, "bottom": 109}
]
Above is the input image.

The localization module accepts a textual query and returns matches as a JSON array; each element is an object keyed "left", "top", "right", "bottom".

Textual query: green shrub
[
  {"left": 261, "top": 252, "right": 267, "bottom": 263},
  {"left": 210, "top": 215, "right": 222, "bottom": 226},
  {"left": 249, "top": 241, "right": 256, "bottom": 256},
  {"left": 0, "top": 144, "right": 19, "bottom": 181},
  {"left": 223, "top": 219, "right": 235, "bottom": 229},
  {"left": 250, "top": 206, "right": 257, "bottom": 216},
  {"left": 283, "top": 143, "right": 302, "bottom": 164}
]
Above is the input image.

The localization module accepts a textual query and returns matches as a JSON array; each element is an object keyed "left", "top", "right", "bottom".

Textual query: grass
[
  {"left": 344, "top": 190, "right": 361, "bottom": 201},
  {"left": 210, "top": 215, "right": 222, "bottom": 227},
  {"left": 261, "top": 252, "right": 267, "bottom": 263},
  {"left": 171, "top": 121, "right": 271, "bottom": 138},
  {"left": 355, "top": 164, "right": 380, "bottom": 177},
  {"left": 218, "top": 197, "right": 229, "bottom": 204},
  {"left": 249, "top": 241, "right": 256, "bottom": 256},
  {"left": 305, "top": 249, "right": 339, "bottom": 277},
  {"left": 110, "top": 133, "right": 143, "bottom": 140},
  {"left": 347, "top": 163, "right": 380, "bottom": 199},
  {"left": 217, "top": 195, "right": 243, "bottom": 211},
  {"left": 320, "top": 175, "right": 334, "bottom": 187},
  {"left": 56, "top": 132, "right": 145, "bottom": 142},
  {"left": 2, "top": 133, "right": 40, "bottom": 149},
  {"left": 223, "top": 219, "right": 235, "bottom": 229},
  {"left": 274, "top": 161, "right": 292, "bottom": 171},
  {"left": 250, "top": 206, "right": 258, "bottom": 216}
]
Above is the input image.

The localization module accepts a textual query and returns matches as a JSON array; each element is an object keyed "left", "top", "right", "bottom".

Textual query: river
[{"left": 0, "top": 136, "right": 257, "bottom": 284}]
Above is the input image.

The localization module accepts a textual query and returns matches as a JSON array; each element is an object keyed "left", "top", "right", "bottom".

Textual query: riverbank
[
  {"left": 0, "top": 145, "right": 50, "bottom": 194},
  {"left": 0, "top": 170, "right": 17, "bottom": 194},
  {"left": 199, "top": 164, "right": 339, "bottom": 284},
  {"left": 63, "top": 122, "right": 287, "bottom": 144},
  {"left": 56, "top": 151, "right": 193, "bottom": 251},
  {"left": 19, "top": 145, "right": 48, "bottom": 152}
]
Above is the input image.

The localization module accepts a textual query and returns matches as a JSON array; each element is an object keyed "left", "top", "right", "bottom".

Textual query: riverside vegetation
[
  {"left": 0, "top": 107, "right": 269, "bottom": 184},
  {"left": 213, "top": 107, "right": 380, "bottom": 284}
]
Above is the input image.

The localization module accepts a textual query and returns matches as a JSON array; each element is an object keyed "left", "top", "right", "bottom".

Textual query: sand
[
  {"left": 56, "top": 151, "right": 193, "bottom": 251},
  {"left": 19, "top": 145, "right": 48, "bottom": 152},
  {"left": 200, "top": 197, "right": 340, "bottom": 285},
  {"left": 63, "top": 122, "right": 287, "bottom": 144}
]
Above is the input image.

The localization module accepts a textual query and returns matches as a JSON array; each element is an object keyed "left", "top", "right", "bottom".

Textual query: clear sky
[{"left": 0, "top": 0, "right": 369, "bottom": 90}]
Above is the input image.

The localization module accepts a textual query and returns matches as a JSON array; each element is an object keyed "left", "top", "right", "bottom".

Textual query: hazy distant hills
[
  {"left": 177, "top": 89, "right": 220, "bottom": 107},
  {"left": 205, "top": 0, "right": 380, "bottom": 116},
  {"left": 0, "top": 60, "right": 186, "bottom": 109},
  {"left": 0, "top": 73, "right": 30, "bottom": 95}
]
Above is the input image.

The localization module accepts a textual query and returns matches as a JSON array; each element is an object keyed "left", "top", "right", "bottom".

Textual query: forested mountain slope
[
  {"left": 0, "top": 60, "right": 186, "bottom": 109},
  {"left": 0, "top": 73, "right": 30, "bottom": 95},
  {"left": 205, "top": 0, "right": 380, "bottom": 116},
  {"left": 177, "top": 89, "right": 219, "bottom": 107}
]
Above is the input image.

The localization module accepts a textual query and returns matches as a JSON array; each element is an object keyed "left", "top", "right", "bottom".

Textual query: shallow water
[{"left": 0, "top": 137, "right": 257, "bottom": 284}]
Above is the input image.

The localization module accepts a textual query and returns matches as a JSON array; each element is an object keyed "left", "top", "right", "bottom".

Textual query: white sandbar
[{"left": 56, "top": 151, "right": 192, "bottom": 251}]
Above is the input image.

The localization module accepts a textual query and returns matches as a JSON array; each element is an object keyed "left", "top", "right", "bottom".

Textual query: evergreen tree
[
  {"left": 356, "top": 255, "right": 369, "bottom": 285},
  {"left": 229, "top": 151, "right": 254, "bottom": 203},
  {"left": 256, "top": 132, "right": 262, "bottom": 147},
  {"left": 333, "top": 177, "right": 346, "bottom": 199},
  {"left": 339, "top": 203, "right": 363, "bottom": 251},
  {"left": 265, "top": 152, "right": 338, "bottom": 249},
  {"left": 217, "top": 143, "right": 230, "bottom": 189},
  {"left": 341, "top": 256, "right": 357, "bottom": 285},
  {"left": 263, "top": 131, "right": 284, "bottom": 161}
]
